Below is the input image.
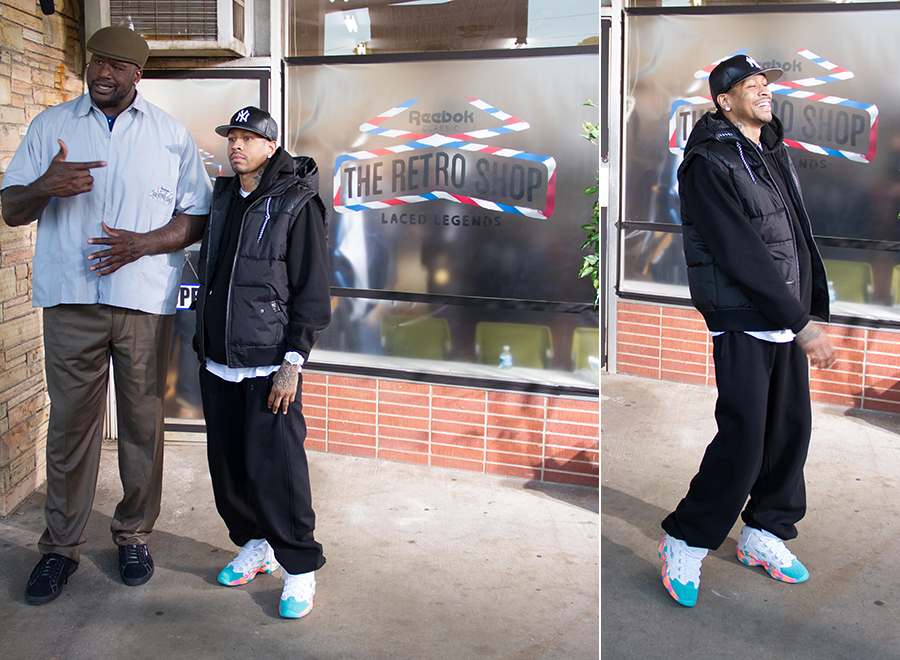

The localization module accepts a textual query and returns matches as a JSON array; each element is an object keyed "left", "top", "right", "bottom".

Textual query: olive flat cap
[{"left": 86, "top": 26, "right": 150, "bottom": 69}]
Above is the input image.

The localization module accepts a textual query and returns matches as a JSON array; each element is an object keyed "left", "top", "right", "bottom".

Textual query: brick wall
[
  {"left": 0, "top": 0, "right": 83, "bottom": 515},
  {"left": 302, "top": 374, "right": 599, "bottom": 489},
  {"left": 616, "top": 301, "right": 900, "bottom": 414}
]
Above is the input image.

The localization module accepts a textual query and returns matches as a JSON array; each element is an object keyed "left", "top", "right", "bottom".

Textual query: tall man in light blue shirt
[{"left": 1, "top": 26, "right": 212, "bottom": 605}]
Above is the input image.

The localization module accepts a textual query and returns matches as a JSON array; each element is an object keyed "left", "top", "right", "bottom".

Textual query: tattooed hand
[
  {"left": 87, "top": 221, "right": 149, "bottom": 276},
  {"left": 268, "top": 362, "right": 299, "bottom": 414},
  {"left": 795, "top": 321, "right": 837, "bottom": 370}
]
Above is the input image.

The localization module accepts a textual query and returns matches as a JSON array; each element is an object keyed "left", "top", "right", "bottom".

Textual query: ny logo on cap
[
  {"left": 236, "top": 109, "right": 250, "bottom": 123},
  {"left": 745, "top": 55, "right": 762, "bottom": 69}
]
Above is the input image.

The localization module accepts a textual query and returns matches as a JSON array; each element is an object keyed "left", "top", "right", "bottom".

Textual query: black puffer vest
[{"left": 678, "top": 112, "right": 829, "bottom": 331}]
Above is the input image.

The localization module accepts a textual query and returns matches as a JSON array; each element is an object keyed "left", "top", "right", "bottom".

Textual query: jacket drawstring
[
  {"left": 735, "top": 141, "right": 757, "bottom": 184},
  {"left": 257, "top": 198, "right": 272, "bottom": 243}
]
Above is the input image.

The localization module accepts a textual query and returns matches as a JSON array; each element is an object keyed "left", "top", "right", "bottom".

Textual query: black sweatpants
[
  {"left": 199, "top": 366, "right": 325, "bottom": 575},
  {"left": 661, "top": 332, "right": 812, "bottom": 550}
]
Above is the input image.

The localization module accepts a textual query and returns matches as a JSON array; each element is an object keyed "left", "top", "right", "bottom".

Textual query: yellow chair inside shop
[
  {"left": 381, "top": 315, "right": 452, "bottom": 361},
  {"left": 890, "top": 266, "right": 900, "bottom": 306},
  {"left": 572, "top": 327, "right": 600, "bottom": 371},
  {"left": 823, "top": 259, "right": 874, "bottom": 303},
  {"left": 474, "top": 322, "right": 553, "bottom": 369}
]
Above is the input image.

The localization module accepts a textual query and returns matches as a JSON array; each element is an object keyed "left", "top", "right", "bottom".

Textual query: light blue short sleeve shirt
[{"left": 2, "top": 91, "right": 213, "bottom": 315}]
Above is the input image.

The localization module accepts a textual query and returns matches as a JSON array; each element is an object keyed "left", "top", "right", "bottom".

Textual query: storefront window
[
  {"left": 286, "top": 50, "right": 600, "bottom": 392},
  {"left": 621, "top": 6, "right": 900, "bottom": 326},
  {"left": 286, "top": 0, "right": 600, "bottom": 57}
]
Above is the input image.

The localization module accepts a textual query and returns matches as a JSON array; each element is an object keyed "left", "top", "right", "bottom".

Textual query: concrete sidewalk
[
  {"left": 0, "top": 443, "right": 598, "bottom": 660},
  {"left": 601, "top": 372, "right": 900, "bottom": 660}
]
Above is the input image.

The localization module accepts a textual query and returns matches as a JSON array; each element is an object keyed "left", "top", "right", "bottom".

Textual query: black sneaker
[
  {"left": 119, "top": 543, "right": 154, "bottom": 586},
  {"left": 25, "top": 553, "right": 78, "bottom": 605}
]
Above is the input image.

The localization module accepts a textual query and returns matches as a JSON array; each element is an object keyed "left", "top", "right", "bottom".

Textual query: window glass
[
  {"left": 622, "top": 8, "right": 900, "bottom": 324},
  {"left": 287, "top": 0, "right": 600, "bottom": 57},
  {"left": 286, "top": 51, "right": 600, "bottom": 389}
]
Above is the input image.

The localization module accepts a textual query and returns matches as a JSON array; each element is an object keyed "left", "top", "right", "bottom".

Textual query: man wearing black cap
[
  {"left": 657, "top": 54, "right": 837, "bottom": 607},
  {"left": 194, "top": 106, "right": 331, "bottom": 619},
  {"left": 1, "top": 26, "right": 212, "bottom": 604}
]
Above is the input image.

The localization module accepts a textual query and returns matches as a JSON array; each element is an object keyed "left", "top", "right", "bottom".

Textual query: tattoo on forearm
[{"left": 796, "top": 324, "right": 823, "bottom": 346}]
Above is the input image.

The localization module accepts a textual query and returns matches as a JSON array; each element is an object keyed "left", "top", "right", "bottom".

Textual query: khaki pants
[{"left": 39, "top": 304, "right": 173, "bottom": 563}]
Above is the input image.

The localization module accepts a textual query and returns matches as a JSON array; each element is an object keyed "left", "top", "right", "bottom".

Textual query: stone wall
[{"left": 0, "top": 0, "right": 83, "bottom": 515}]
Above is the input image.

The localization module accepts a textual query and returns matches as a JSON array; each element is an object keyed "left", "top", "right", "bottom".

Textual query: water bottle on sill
[{"left": 499, "top": 345, "right": 513, "bottom": 369}]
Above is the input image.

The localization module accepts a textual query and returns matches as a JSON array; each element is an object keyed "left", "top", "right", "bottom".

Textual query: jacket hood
[
  {"left": 216, "top": 148, "right": 321, "bottom": 199},
  {"left": 683, "top": 111, "right": 785, "bottom": 158}
]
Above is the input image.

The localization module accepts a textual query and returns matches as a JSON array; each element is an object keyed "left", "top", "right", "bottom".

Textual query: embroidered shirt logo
[
  {"left": 236, "top": 109, "right": 251, "bottom": 123},
  {"left": 149, "top": 186, "right": 174, "bottom": 206}
]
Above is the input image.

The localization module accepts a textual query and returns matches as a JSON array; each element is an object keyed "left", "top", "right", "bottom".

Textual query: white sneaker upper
[
  {"left": 282, "top": 570, "right": 316, "bottom": 603},
  {"left": 737, "top": 526, "right": 797, "bottom": 569},
  {"left": 662, "top": 534, "right": 708, "bottom": 588},
  {"left": 227, "top": 538, "right": 274, "bottom": 575}
]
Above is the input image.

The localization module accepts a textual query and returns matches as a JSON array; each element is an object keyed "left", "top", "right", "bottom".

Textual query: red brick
[
  {"left": 486, "top": 463, "right": 538, "bottom": 479},
  {"left": 306, "top": 439, "right": 326, "bottom": 452},
  {"left": 432, "top": 407, "right": 484, "bottom": 425},
  {"left": 329, "top": 398, "right": 377, "bottom": 414},
  {"left": 487, "top": 415, "right": 543, "bottom": 433},
  {"left": 616, "top": 332, "right": 661, "bottom": 349},
  {"left": 617, "top": 311, "right": 661, "bottom": 327},
  {"left": 543, "top": 458, "right": 599, "bottom": 476},
  {"left": 486, "top": 451, "right": 539, "bottom": 468},
  {"left": 486, "top": 428, "right": 543, "bottom": 445},
  {"left": 378, "top": 392, "right": 430, "bottom": 408},
  {"left": 378, "top": 401, "right": 429, "bottom": 418},
  {"left": 307, "top": 427, "right": 326, "bottom": 441},
  {"left": 433, "top": 385, "right": 484, "bottom": 401},
  {"left": 432, "top": 396, "right": 485, "bottom": 413},
  {"left": 544, "top": 445, "right": 599, "bottom": 463},
  {"left": 379, "top": 449, "right": 430, "bottom": 466},
  {"left": 660, "top": 316, "right": 707, "bottom": 332},
  {"left": 544, "top": 471, "right": 598, "bottom": 488},
  {"left": 378, "top": 413, "right": 430, "bottom": 430},
  {"left": 379, "top": 436, "right": 429, "bottom": 453},
  {"left": 660, "top": 369, "right": 708, "bottom": 386},
  {"left": 488, "top": 391, "right": 547, "bottom": 407},
  {"left": 329, "top": 407, "right": 376, "bottom": 423},
  {"left": 546, "top": 421, "right": 598, "bottom": 439},
  {"left": 545, "top": 433, "right": 600, "bottom": 452},
  {"left": 487, "top": 437, "right": 543, "bottom": 457},
  {"left": 432, "top": 443, "right": 484, "bottom": 462},
  {"left": 809, "top": 390, "right": 861, "bottom": 407},
  {"left": 616, "top": 363, "right": 660, "bottom": 379},
  {"left": 329, "top": 385, "right": 377, "bottom": 401},
  {"left": 487, "top": 401, "right": 545, "bottom": 419},
  {"left": 378, "top": 380, "right": 431, "bottom": 395},
  {"left": 378, "top": 426, "right": 429, "bottom": 444},
  {"left": 616, "top": 343, "right": 661, "bottom": 359},
  {"left": 548, "top": 398, "right": 598, "bottom": 413},
  {"left": 546, "top": 407, "right": 597, "bottom": 425},
  {"left": 432, "top": 420, "right": 484, "bottom": 438},
  {"left": 303, "top": 372, "right": 328, "bottom": 385},
  {"left": 431, "top": 455, "right": 483, "bottom": 473},
  {"left": 329, "top": 376, "right": 377, "bottom": 389},
  {"left": 862, "top": 398, "right": 900, "bottom": 414},
  {"left": 328, "top": 420, "right": 376, "bottom": 439},
  {"left": 431, "top": 432, "right": 484, "bottom": 449},
  {"left": 328, "top": 443, "right": 377, "bottom": 458}
]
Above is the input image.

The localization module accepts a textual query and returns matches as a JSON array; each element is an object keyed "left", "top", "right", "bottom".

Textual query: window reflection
[{"left": 287, "top": 0, "right": 600, "bottom": 56}]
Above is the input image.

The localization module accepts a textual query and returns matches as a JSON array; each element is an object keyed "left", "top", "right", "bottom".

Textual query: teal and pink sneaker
[
  {"left": 736, "top": 525, "right": 809, "bottom": 584},
  {"left": 658, "top": 534, "right": 707, "bottom": 607},
  {"left": 217, "top": 539, "right": 279, "bottom": 587},
  {"left": 280, "top": 570, "right": 316, "bottom": 619}
]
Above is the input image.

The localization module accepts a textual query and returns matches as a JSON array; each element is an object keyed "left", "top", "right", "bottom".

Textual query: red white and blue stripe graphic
[
  {"left": 335, "top": 98, "right": 555, "bottom": 218},
  {"left": 670, "top": 48, "right": 878, "bottom": 163}
]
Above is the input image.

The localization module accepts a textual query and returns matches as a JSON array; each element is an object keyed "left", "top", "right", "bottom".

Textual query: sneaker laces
[
  {"left": 282, "top": 571, "right": 315, "bottom": 602},
  {"left": 121, "top": 544, "right": 148, "bottom": 564},
  {"left": 750, "top": 531, "right": 797, "bottom": 568},
  {"left": 667, "top": 539, "right": 706, "bottom": 586},
  {"left": 32, "top": 554, "right": 67, "bottom": 582},
  {"left": 227, "top": 539, "right": 268, "bottom": 574}
]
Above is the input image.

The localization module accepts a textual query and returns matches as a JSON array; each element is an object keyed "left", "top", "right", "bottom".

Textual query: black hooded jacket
[
  {"left": 195, "top": 147, "right": 331, "bottom": 368},
  {"left": 678, "top": 111, "right": 829, "bottom": 333}
]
